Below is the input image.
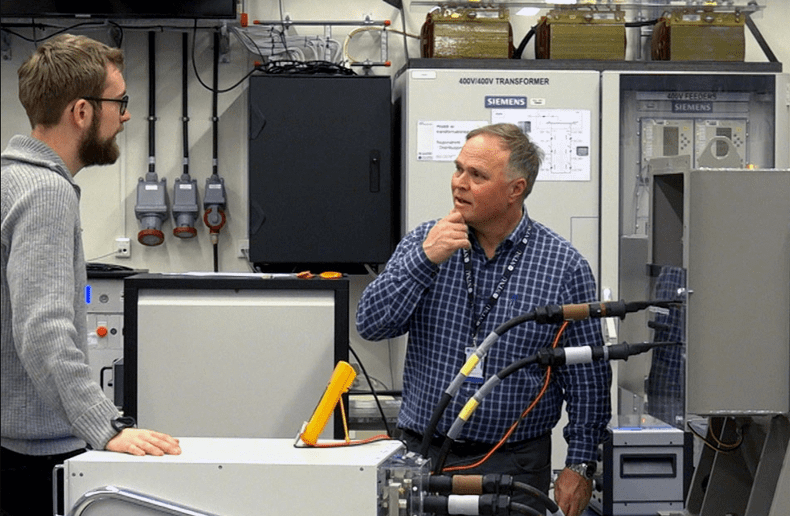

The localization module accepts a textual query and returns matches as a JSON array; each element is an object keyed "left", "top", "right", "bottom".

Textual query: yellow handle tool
[{"left": 301, "top": 361, "right": 356, "bottom": 445}]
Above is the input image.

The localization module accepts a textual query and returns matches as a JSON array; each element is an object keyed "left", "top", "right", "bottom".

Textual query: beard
[{"left": 78, "top": 113, "right": 121, "bottom": 167}]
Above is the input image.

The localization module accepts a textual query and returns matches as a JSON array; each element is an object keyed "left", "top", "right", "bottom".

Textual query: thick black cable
[
  {"left": 211, "top": 29, "right": 219, "bottom": 177},
  {"left": 512, "top": 25, "right": 536, "bottom": 60},
  {"left": 191, "top": 20, "right": 259, "bottom": 94},
  {"left": 181, "top": 31, "right": 190, "bottom": 177},
  {"left": 147, "top": 31, "right": 156, "bottom": 173},
  {"left": 431, "top": 353, "right": 539, "bottom": 475},
  {"left": 421, "top": 299, "right": 677, "bottom": 465},
  {"left": 745, "top": 14, "right": 778, "bottom": 63},
  {"left": 212, "top": 242, "right": 219, "bottom": 273},
  {"left": 428, "top": 474, "right": 560, "bottom": 515},
  {"left": 433, "top": 436, "right": 454, "bottom": 474},
  {"left": 432, "top": 340, "right": 679, "bottom": 474},
  {"left": 509, "top": 501, "right": 543, "bottom": 516},
  {"left": 625, "top": 19, "right": 659, "bottom": 28},
  {"left": 512, "top": 481, "right": 559, "bottom": 514},
  {"left": 348, "top": 344, "right": 392, "bottom": 437},
  {"left": 493, "top": 353, "right": 539, "bottom": 383},
  {"left": 420, "top": 392, "right": 452, "bottom": 457},
  {"left": 420, "top": 311, "right": 539, "bottom": 457},
  {"left": 492, "top": 310, "right": 536, "bottom": 336}
]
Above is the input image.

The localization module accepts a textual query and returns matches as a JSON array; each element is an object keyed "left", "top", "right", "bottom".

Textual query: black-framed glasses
[{"left": 80, "top": 95, "right": 129, "bottom": 116}]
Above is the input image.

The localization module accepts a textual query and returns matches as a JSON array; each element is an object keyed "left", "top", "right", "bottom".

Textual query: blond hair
[{"left": 18, "top": 34, "right": 124, "bottom": 128}]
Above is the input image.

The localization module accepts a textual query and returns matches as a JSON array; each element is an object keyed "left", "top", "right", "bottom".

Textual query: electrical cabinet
[
  {"left": 123, "top": 274, "right": 349, "bottom": 440},
  {"left": 595, "top": 66, "right": 789, "bottom": 516},
  {"left": 591, "top": 420, "right": 693, "bottom": 516},
  {"left": 86, "top": 266, "right": 141, "bottom": 405},
  {"left": 651, "top": 168, "right": 790, "bottom": 416},
  {"left": 247, "top": 74, "right": 396, "bottom": 272},
  {"left": 599, "top": 68, "right": 789, "bottom": 424},
  {"left": 395, "top": 59, "right": 602, "bottom": 280}
]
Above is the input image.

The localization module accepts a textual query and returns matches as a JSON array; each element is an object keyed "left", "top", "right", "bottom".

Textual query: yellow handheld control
[{"left": 301, "top": 361, "right": 356, "bottom": 445}]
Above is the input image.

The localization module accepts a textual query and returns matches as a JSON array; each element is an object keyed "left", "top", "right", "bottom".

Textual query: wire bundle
[{"left": 232, "top": 25, "right": 343, "bottom": 63}]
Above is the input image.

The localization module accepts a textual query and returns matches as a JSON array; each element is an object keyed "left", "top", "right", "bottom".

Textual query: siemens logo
[
  {"left": 672, "top": 101, "right": 713, "bottom": 113},
  {"left": 485, "top": 96, "right": 527, "bottom": 109}
]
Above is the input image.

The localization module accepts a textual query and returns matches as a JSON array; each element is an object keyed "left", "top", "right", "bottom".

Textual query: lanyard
[{"left": 462, "top": 220, "right": 532, "bottom": 343}]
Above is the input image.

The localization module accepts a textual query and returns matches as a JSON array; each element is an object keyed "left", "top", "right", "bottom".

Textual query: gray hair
[{"left": 467, "top": 123, "right": 543, "bottom": 198}]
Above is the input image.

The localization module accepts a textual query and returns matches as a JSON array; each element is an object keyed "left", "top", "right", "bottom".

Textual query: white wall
[{"left": 2, "top": 0, "right": 788, "bottom": 413}]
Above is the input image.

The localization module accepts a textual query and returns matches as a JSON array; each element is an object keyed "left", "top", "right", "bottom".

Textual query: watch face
[{"left": 569, "top": 462, "right": 595, "bottom": 479}]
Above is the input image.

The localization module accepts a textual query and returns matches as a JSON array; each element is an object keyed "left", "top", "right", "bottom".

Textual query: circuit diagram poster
[
  {"left": 416, "top": 120, "right": 488, "bottom": 162},
  {"left": 492, "top": 109, "right": 591, "bottom": 181}
]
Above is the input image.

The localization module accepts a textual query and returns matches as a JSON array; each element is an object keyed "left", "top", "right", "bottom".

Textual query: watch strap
[{"left": 566, "top": 462, "right": 596, "bottom": 479}]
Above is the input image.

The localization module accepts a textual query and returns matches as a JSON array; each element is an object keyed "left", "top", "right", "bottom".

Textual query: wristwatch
[{"left": 566, "top": 462, "right": 596, "bottom": 479}]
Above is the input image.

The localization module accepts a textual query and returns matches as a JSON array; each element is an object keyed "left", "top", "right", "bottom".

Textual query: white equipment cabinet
[
  {"left": 59, "top": 438, "right": 422, "bottom": 516},
  {"left": 123, "top": 274, "right": 349, "bottom": 440}
]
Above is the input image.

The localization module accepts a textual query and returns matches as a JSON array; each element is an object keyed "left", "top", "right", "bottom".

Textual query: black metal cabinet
[{"left": 248, "top": 74, "right": 396, "bottom": 272}]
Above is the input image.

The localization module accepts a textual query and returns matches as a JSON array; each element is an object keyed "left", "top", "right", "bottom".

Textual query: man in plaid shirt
[{"left": 357, "top": 123, "right": 611, "bottom": 516}]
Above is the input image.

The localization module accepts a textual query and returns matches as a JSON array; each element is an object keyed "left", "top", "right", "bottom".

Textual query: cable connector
[
  {"left": 203, "top": 175, "right": 227, "bottom": 234},
  {"left": 532, "top": 300, "right": 682, "bottom": 325},
  {"left": 537, "top": 341, "right": 681, "bottom": 367},
  {"left": 428, "top": 474, "right": 512, "bottom": 496},
  {"left": 134, "top": 173, "right": 168, "bottom": 246},
  {"left": 172, "top": 174, "right": 199, "bottom": 239},
  {"left": 534, "top": 300, "right": 628, "bottom": 324},
  {"left": 422, "top": 494, "right": 512, "bottom": 515}
]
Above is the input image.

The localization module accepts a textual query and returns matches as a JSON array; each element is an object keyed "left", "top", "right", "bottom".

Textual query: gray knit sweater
[{"left": 1, "top": 135, "right": 120, "bottom": 455}]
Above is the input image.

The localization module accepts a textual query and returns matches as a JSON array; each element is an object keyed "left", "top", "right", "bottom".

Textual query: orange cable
[
  {"left": 444, "top": 321, "right": 569, "bottom": 472},
  {"left": 300, "top": 397, "right": 391, "bottom": 448}
]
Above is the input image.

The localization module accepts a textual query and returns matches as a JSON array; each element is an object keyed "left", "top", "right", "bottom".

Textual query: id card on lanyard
[{"left": 462, "top": 222, "right": 532, "bottom": 383}]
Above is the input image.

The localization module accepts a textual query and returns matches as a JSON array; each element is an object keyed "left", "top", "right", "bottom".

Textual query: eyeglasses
[{"left": 80, "top": 95, "right": 129, "bottom": 116}]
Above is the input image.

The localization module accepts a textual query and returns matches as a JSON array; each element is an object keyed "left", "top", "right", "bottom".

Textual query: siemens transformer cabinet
[
  {"left": 247, "top": 74, "right": 396, "bottom": 272},
  {"left": 395, "top": 60, "right": 601, "bottom": 280}
]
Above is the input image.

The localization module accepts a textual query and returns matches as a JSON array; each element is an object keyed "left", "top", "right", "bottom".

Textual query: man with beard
[{"left": 1, "top": 34, "right": 181, "bottom": 516}]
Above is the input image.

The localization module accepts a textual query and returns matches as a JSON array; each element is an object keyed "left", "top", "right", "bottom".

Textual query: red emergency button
[{"left": 96, "top": 326, "right": 108, "bottom": 338}]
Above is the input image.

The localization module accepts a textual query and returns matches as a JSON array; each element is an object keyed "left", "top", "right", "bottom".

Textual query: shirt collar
[
  {"left": 469, "top": 205, "right": 531, "bottom": 256},
  {"left": 505, "top": 206, "right": 531, "bottom": 246}
]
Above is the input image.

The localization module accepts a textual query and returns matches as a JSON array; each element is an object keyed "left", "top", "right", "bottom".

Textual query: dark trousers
[
  {"left": 400, "top": 429, "right": 552, "bottom": 512},
  {"left": 1, "top": 446, "right": 85, "bottom": 516}
]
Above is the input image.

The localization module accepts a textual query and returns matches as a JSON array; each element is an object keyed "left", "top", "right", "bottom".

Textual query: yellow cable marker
[
  {"left": 459, "top": 399, "right": 480, "bottom": 421},
  {"left": 460, "top": 355, "right": 480, "bottom": 376},
  {"left": 301, "top": 361, "right": 357, "bottom": 445}
]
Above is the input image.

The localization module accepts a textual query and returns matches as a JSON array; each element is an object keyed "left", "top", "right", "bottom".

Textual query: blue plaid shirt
[{"left": 356, "top": 210, "right": 611, "bottom": 464}]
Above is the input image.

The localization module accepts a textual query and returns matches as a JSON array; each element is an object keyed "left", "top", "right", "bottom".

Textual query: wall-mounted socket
[
  {"left": 237, "top": 239, "right": 249, "bottom": 259},
  {"left": 115, "top": 237, "right": 131, "bottom": 258}
]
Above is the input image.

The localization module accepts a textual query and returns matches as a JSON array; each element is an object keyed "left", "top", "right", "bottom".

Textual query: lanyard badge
[{"left": 462, "top": 222, "right": 531, "bottom": 383}]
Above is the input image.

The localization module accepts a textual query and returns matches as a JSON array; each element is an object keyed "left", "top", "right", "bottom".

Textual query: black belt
[{"left": 402, "top": 428, "right": 547, "bottom": 457}]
